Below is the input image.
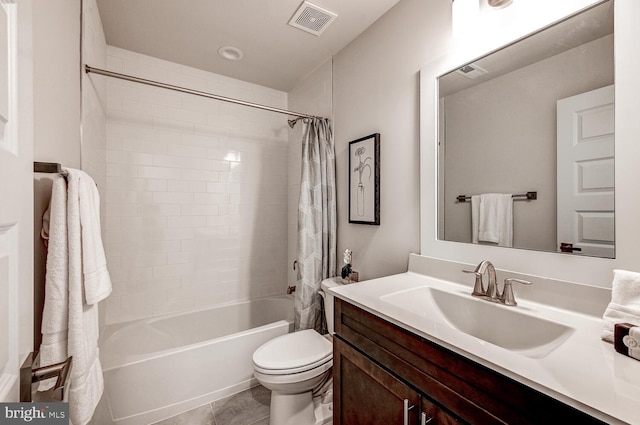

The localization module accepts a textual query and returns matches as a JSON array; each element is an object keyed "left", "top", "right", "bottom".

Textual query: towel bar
[
  {"left": 20, "top": 351, "right": 73, "bottom": 402},
  {"left": 34, "top": 161, "right": 69, "bottom": 177},
  {"left": 456, "top": 191, "right": 537, "bottom": 203}
]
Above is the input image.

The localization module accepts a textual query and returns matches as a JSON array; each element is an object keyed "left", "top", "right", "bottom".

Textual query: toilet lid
[{"left": 253, "top": 329, "right": 332, "bottom": 373}]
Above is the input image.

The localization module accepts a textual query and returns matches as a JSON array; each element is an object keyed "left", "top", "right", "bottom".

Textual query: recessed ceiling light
[{"left": 218, "top": 46, "right": 244, "bottom": 61}]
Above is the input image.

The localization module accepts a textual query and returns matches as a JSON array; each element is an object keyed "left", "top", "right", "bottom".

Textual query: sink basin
[{"left": 381, "top": 287, "right": 574, "bottom": 358}]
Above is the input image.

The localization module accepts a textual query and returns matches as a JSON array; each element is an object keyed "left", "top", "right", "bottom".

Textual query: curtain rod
[{"left": 84, "top": 65, "right": 321, "bottom": 126}]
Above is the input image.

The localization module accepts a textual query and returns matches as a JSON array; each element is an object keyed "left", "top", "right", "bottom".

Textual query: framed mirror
[{"left": 437, "top": 0, "right": 614, "bottom": 258}]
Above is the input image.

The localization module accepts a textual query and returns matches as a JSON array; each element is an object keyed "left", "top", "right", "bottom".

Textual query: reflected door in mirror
[{"left": 557, "top": 85, "right": 614, "bottom": 258}]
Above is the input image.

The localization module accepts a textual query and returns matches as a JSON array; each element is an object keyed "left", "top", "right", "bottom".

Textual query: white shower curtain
[{"left": 295, "top": 118, "right": 337, "bottom": 332}]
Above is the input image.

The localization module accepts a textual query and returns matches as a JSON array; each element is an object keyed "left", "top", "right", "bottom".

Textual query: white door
[
  {"left": 557, "top": 85, "right": 614, "bottom": 258},
  {"left": 0, "top": 0, "right": 34, "bottom": 401}
]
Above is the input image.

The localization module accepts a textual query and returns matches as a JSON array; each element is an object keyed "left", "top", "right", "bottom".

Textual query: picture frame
[{"left": 348, "top": 133, "right": 380, "bottom": 225}]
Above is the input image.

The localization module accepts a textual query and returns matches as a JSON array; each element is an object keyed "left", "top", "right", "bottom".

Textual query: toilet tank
[{"left": 320, "top": 277, "right": 346, "bottom": 335}]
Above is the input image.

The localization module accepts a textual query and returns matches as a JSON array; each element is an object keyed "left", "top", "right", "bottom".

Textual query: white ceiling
[{"left": 96, "top": 0, "right": 401, "bottom": 92}]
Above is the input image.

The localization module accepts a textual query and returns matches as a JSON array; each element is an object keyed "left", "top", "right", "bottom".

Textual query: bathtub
[{"left": 99, "top": 296, "right": 294, "bottom": 425}]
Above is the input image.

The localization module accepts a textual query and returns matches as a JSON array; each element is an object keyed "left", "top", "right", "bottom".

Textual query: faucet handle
[
  {"left": 501, "top": 278, "right": 532, "bottom": 306},
  {"left": 462, "top": 269, "right": 485, "bottom": 296}
]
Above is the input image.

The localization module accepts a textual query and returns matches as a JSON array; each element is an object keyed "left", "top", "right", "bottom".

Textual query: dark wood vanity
[{"left": 333, "top": 298, "right": 607, "bottom": 425}]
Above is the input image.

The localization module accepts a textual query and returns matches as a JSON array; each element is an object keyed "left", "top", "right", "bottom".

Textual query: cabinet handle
[
  {"left": 421, "top": 412, "right": 433, "bottom": 425},
  {"left": 403, "top": 399, "right": 415, "bottom": 425}
]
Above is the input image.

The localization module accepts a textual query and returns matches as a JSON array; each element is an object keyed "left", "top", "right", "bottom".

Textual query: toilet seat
[{"left": 253, "top": 329, "right": 333, "bottom": 375}]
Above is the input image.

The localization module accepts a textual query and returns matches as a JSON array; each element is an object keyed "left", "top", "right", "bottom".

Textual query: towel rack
[
  {"left": 34, "top": 161, "right": 69, "bottom": 177},
  {"left": 456, "top": 191, "right": 537, "bottom": 203}
]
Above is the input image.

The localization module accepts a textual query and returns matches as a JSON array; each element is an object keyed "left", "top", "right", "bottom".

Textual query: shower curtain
[{"left": 295, "top": 118, "right": 337, "bottom": 332}]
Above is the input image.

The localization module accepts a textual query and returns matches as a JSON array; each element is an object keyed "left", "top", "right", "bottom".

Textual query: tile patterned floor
[
  {"left": 89, "top": 385, "right": 271, "bottom": 425},
  {"left": 151, "top": 385, "right": 270, "bottom": 425}
]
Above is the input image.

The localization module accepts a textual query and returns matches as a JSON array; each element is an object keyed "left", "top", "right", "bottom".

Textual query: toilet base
[
  {"left": 268, "top": 389, "right": 333, "bottom": 425},
  {"left": 269, "top": 391, "right": 313, "bottom": 425}
]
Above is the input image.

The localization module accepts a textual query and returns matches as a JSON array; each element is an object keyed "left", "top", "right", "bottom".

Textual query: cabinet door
[
  {"left": 334, "top": 337, "right": 419, "bottom": 425},
  {"left": 421, "top": 397, "right": 463, "bottom": 425}
]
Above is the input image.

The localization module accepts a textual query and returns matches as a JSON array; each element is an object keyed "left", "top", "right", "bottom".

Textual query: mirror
[{"left": 438, "top": 0, "right": 614, "bottom": 258}]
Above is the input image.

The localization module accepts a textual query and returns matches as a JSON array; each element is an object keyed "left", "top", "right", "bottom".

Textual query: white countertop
[{"left": 329, "top": 271, "right": 640, "bottom": 425}]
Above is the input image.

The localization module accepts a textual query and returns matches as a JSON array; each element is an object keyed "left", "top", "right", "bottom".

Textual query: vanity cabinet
[{"left": 333, "top": 298, "right": 606, "bottom": 425}]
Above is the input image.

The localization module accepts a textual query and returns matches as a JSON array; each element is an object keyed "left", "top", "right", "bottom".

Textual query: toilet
[{"left": 252, "top": 277, "right": 344, "bottom": 425}]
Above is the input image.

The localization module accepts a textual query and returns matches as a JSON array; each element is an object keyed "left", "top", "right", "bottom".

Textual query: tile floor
[
  {"left": 151, "top": 386, "right": 271, "bottom": 425},
  {"left": 90, "top": 385, "right": 271, "bottom": 425},
  {"left": 153, "top": 386, "right": 270, "bottom": 425}
]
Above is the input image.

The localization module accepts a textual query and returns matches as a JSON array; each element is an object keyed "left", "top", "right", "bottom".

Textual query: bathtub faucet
[{"left": 286, "top": 285, "right": 296, "bottom": 294}]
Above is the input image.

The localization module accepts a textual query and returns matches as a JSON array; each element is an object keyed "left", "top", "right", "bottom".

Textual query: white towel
[
  {"left": 471, "top": 195, "right": 480, "bottom": 244},
  {"left": 602, "top": 269, "right": 640, "bottom": 343},
  {"left": 40, "top": 176, "right": 70, "bottom": 383},
  {"left": 40, "top": 169, "right": 109, "bottom": 425},
  {"left": 477, "top": 193, "right": 513, "bottom": 247},
  {"left": 77, "top": 170, "right": 112, "bottom": 305}
]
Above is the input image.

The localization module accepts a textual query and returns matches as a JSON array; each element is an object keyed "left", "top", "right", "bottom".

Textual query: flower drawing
[{"left": 353, "top": 146, "right": 372, "bottom": 216}]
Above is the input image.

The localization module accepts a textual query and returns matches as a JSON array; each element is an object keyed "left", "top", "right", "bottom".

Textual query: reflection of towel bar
[{"left": 456, "top": 191, "right": 537, "bottom": 203}]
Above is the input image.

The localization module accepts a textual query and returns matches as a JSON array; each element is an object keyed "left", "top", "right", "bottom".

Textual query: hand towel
[
  {"left": 77, "top": 170, "right": 112, "bottom": 305},
  {"left": 471, "top": 195, "right": 480, "bottom": 244},
  {"left": 478, "top": 193, "right": 513, "bottom": 247},
  {"left": 602, "top": 269, "right": 640, "bottom": 343},
  {"left": 40, "top": 176, "right": 70, "bottom": 390}
]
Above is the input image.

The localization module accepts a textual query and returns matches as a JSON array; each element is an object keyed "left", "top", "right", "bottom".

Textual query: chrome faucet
[
  {"left": 462, "top": 261, "right": 532, "bottom": 306},
  {"left": 463, "top": 260, "right": 498, "bottom": 300},
  {"left": 499, "top": 278, "right": 532, "bottom": 306}
]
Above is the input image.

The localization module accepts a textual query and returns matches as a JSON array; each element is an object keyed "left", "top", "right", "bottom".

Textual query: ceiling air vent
[
  {"left": 288, "top": 1, "right": 338, "bottom": 36},
  {"left": 455, "top": 63, "right": 488, "bottom": 79}
]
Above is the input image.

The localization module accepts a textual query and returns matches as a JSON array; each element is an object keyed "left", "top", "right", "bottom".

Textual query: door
[
  {"left": 334, "top": 337, "right": 420, "bottom": 425},
  {"left": 557, "top": 85, "right": 614, "bottom": 258},
  {"left": 0, "top": 0, "right": 34, "bottom": 401}
]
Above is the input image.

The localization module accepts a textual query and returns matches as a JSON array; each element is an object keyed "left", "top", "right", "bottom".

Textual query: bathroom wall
[
  {"left": 82, "top": 0, "right": 107, "bottom": 215},
  {"left": 286, "top": 59, "right": 333, "bottom": 286},
  {"left": 332, "top": 0, "right": 452, "bottom": 280},
  {"left": 81, "top": 0, "right": 107, "bottom": 328},
  {"left": 103, "top": 47, "right": 289, "bottom": 324},
  {"left": 443, "top": 35, "right": 614, "bottom": 251},
  {"left": 32, "top": 0, "right": 82, "bottom": 350}
]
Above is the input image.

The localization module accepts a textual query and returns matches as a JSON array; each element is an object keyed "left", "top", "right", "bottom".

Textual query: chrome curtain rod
[
  {"left": 84, "top": 65, "right": 321, "bottom": 126},
  {"left": 456, "top": 191, "right": 537, "bottom": 203}
]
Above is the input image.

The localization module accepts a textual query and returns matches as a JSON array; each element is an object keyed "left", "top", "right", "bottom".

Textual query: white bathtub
[{"left": 100, "top": 296, "right": 294, "bottom": 425}]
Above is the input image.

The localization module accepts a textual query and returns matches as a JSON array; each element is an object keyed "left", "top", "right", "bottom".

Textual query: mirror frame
[{"left": 419, "top": 0, "right": 625, "bottom": 288}]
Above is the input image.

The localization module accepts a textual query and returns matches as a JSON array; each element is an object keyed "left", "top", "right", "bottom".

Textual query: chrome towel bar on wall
[{"left": 456, "top": 191, "right": 537, "bottom": 203}]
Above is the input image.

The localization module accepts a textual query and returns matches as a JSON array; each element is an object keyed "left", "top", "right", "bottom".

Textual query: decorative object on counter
[
  {"left": 348, "top": 133, "right": 380, "bottom": 225},
  {"left": 601, "top": 269, "right": 640, "bottom": 343},
  {"left": 341, "top": 249, "right": 359, "bottom": 283},
  {"left": 614, "top": 323, "right": 640, "bottom": 361}
]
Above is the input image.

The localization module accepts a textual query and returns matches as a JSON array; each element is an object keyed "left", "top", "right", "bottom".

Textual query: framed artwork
[{"left": 348, "top": 133, "right": 380, "bottom": 225}]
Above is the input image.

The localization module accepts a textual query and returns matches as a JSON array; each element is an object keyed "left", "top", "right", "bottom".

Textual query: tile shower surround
[{"left": 103, "top": 46, "right": 289, "bottom": 324}]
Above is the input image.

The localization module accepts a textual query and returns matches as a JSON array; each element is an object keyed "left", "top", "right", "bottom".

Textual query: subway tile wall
[{"left": 103, "top": 46, "right": 289, "bottom": 324}]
